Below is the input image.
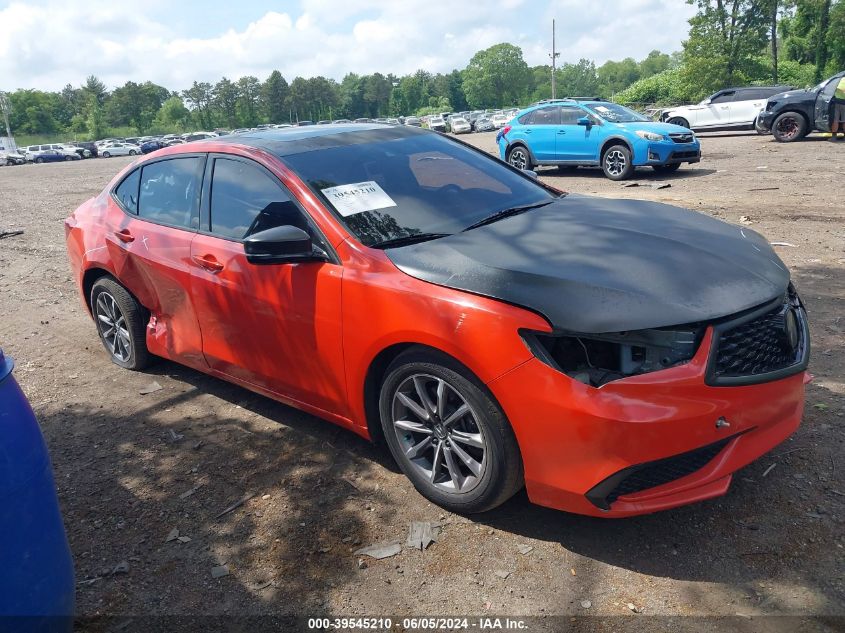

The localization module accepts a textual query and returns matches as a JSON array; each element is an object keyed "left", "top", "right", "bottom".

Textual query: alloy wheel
[
  {"left": 391, "top": 373, "right": 487, "bottom": 494},
  {"left": 95, "top": 291, "right": 132, "bottom": 362},
  {"left": 604, "top": 149, "right": 627, "bottom": 177},
  {"left": 508, "top": 148, "right": 528, "bottom": 170},
  {"left": 775, "top": 116, "right": 799, "bottom": 140}
]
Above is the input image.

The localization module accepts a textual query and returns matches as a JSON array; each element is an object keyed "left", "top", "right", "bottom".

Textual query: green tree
[
  {"left": 236, "top": 76, "right": 261, "bottom": 126},
  {"left": 556, "top": 59, "right": 600, "bottom": 97},
  {"left": 261, "top": 70, "right": 290, "bottom": 123},
  {"left": 683, "top": 0, "right": 770, "bottom": 96},
  {"left": 462, "top": 43, "right": 530, "bottom": 108},
  {"left": 106, "top": 81, "right": 169, "bottom": 133},
  {"left": 182, "top": 81, "right": 214, "bottom": 129},
  {"left": 83, "top": 75, "right": 108, "bottom": 106},
  {"left": 639, "top": 50, "right": 673, "bottom": 78},
  {"left": 151, "top": 96, "right": 190, "bottom": 132},
  {"left": 213, "top": 77, "right": 240, "bottom": 128},
  {"left": 598, "top": 58, "right": 640, "bottom": 96}
]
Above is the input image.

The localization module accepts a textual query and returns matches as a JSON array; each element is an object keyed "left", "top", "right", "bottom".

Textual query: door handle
[
  {"left": 524, "top": 129, "right": 532, "bottom": 134},
  {"left": 192, "top": 254, "right": 224, "bottom": 273},
  {"left": 720, "top": 106, "right": 729, "bottom": 110},
  {"left": 557, "top": 130, "right": 567, "bottom": 135},
  {"left": 114, "top": 229, "right": 134, "bottom": 243}
]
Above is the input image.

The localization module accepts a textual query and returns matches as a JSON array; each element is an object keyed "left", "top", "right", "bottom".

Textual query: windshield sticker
[
  {"left": 594, "top": 106, "right": 610, "bottom": 113},
  {"left": 321, "top": 181, "right": 397, "bottom": 217}
]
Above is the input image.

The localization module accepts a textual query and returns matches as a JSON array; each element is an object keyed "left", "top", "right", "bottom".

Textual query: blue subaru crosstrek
[{"left": 497, "top": 99, "right": 701, "bottom": 180}]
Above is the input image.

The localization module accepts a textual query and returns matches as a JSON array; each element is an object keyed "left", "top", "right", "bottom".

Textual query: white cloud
[{"left": 0, "top": 0, "right": 696, "bottom": 92}]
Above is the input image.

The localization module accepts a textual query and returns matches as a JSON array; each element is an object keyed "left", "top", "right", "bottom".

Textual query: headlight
[
  {"left": 520, "top": 326, "right": 704, "bottom": 387},
  {"left": 635, "top": 130, "right": 666, "bottom": 141}
]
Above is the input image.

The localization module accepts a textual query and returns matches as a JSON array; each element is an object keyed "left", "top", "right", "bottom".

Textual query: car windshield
[
  {"left": 585, "top": 103, "right": 649, "bottom": 122},
  {"left": 282, "top": 131, "right": 554, "bottom": 247}
]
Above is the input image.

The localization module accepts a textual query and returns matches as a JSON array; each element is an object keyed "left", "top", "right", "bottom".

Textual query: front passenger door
[{"left": 189, "top": 154, "right": 348, "bottom": 414}]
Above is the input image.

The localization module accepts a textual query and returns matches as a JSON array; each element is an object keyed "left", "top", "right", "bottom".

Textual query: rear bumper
[{"left": 488, "top": 328, "right": 806, "bottom": 517}]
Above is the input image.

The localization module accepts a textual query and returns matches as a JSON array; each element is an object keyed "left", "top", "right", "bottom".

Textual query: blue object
[
  {"left": 0, "top": 348, "right": 74, "bottom": 632},
  {"left": 497, "top": 100, "right": 701, "bottom": 179}
]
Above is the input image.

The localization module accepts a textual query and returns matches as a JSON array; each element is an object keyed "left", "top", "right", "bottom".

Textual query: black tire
[
  {"left": 667, "top": 117, "right": 690, "bottom": 129},
  {"left": 652, "top": 163, "right": 681, "bottom": 173},
  {"left": 378, "top": 348, "right": 523, "bottom": 513},
  {"left": 772, "top": 112, "right": 807, "bottom": 142},
  {"left": 102, "top": 151, "right": 111, "bottom": 158},
  {"left": 129, "top": 149, "right": 137, "bottom": 156},
  {"left": 64, "top": 155, "right": 73, "bottom": 161},
  {"left": 35, "top": 157, "right": 44, "bottom": 164},
  {"left": 602, "top": 144, "right": 634, "bottom": 180},
  {"left": 90, "top": 277, "right": 152, "bottom": 370},
  {"left": 506, "top": 145, "right": 532, "bottom": 171}
]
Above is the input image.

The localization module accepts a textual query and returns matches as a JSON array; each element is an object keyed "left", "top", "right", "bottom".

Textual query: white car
[
  {"left": 449, "top": 117, "right": 472, "bottom": 134},
  {"left": 491, "top": 113, "right": 509, "bottom": 129},
  {"left": 99, "top": 142, "right": 140, "bottom": 157},
  {"left": 661, "top": 86, "right": 792, "bottom": 132}
]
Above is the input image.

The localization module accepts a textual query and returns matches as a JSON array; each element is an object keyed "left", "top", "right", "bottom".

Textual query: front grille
[
  {"left": 586, "top": 437, "right": 734, "bottom": 509},
  {"left": 670, "top": 150, "right": 700, "bottom": 159},
  {"left": 713, "top": 297, "right": 805, "bottom": 380},
  {"left": 669, "top": 132, "right": 695, "bottom": 143}
]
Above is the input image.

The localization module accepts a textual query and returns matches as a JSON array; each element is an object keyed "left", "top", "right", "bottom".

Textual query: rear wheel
[
  {"left": 35, "top": 157, "right": 44, "bottom": 164},
  {"left": 102, "top": 151, "right": 111, "bottom": 158},
  {"left": 506, "top": 145, "right": 532, "bottom": 171},
  {"left": 379, "top": 349, "right": 523, "bottom": 513},
  {"left": 667, "top": 117, "right": 690, "bottom": 129},
  {"left": 602, "top": 144, "right": 634, "bottom": 180},
  {"left": 90, "top": 278, "right": 152, "bottom": 370},
  {"left": 64, "top": 156, "right": 73, "bottom": 161},
  {"left": 772, "top": 112, "right": 806, "bottom": 142},
  {"left": 129, "top": 149, "right": 137, "bottom": 155},
  {"left": 652, "top": 163, "right": 681, "bottom": 173}
]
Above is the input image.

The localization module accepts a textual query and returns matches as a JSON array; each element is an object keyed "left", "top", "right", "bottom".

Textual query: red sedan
[{"left": 65, "top": 125, "right": 810, "bottom": 516}]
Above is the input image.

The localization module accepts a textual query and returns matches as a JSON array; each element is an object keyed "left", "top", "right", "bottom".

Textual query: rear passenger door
[
  {"left": 105, "top": 155, "right": 207, "bottom": 368},
  {"left": 519, "top": 107, "right": 559, "bottom": 162},
  {"left": 729, "top": 88, "right": 769, "bottom": 126},
  {"left": 555, "top": 105, "right": 595, "bottom": 161},
  {"left": 701, "top": 90, "right": 735, "bottom": 127},
  {"left": 189, "top": 154, "right": 347, "bottom": 414}
]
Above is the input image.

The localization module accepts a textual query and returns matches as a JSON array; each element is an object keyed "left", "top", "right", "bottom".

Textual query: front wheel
[
  {"left": 652, "top": 163, "right": 681, "bottom": 173},
  {"left": 35, "top": 157, "right": 44, "bottom": 164},
  {"left": 602, "top": 144, "right": 634, "bottom": 180},
  {"left": 667, "top": 117, "right": 690, "bottom": 129},
  {"left": 129, "top": 149, "right": 137, "bottom": 155},
  {"left": 379, "top": 349, "right": 523, "bottom": 514},
  {"left": 772, "top": 112, "right": 806, "bottom": 142},
  {"left": 64, "top": 156, "right": 73, "bottom": 161},
  {"left": 506, "top": 146, "right": 532, "bottom": 171},
  {"left": 90, "top": 278, "right": 152, "bottom": 370}
]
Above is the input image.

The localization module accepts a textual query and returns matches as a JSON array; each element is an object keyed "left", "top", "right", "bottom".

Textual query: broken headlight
[{"left": 520, "top": 326, "right": 705, "bottom": 387}]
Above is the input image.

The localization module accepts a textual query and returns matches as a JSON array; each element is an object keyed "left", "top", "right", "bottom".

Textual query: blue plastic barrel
[{"left": 0, "top": 348, "right": 74, "bottom": 632}]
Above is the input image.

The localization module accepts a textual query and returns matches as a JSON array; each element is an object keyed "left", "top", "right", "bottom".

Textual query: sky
[{"left": 0, "top": 0, "right": 698, "bottom": 92}]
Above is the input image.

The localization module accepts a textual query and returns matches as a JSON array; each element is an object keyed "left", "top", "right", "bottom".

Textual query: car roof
[{"left": 206, "top": 123, "right": 430, "bottom": 157}]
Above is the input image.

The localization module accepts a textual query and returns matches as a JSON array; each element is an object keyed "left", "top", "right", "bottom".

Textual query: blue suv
[{"left": 497, "top": 99, "right": 701, "bottom": 180}]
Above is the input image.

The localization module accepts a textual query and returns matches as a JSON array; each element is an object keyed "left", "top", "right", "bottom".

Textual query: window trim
[
  {"left": 199, "top": 152, "right": 340, "bottom": 264},
  {"left": 109, "top": 153, "right": 207, "bottom": 233}
]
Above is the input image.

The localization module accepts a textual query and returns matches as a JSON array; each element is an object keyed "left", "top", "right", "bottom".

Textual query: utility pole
[{"left": 549, "top": 19, "right": 560, "bottom": 100}]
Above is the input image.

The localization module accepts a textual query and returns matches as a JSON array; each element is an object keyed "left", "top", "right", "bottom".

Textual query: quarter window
[
  {"left": 115, "top": 169, "right": 141, "bottom": 214},
  {"left": 138, "top": 157, "right": 202, "bottom": 229},
  {"left": 209, "top": 158, "right": 308, "bottom": 240},
  {"left": 532, "top": 106, "right": 560, "bottom": 125}
]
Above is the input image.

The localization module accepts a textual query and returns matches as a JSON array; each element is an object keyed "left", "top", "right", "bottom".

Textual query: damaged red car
[{"left": 65, "top": 125, "right": 810, "bottom": 517}]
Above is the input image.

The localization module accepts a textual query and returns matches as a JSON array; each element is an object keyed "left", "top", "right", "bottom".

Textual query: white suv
[{"left": 661, "top": 86, "right": 792, "bottom": 132}]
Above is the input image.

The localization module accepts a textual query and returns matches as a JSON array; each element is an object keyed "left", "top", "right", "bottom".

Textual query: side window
[
  {"left": 114, "top": 169, "right": 141, "bottom": 214},
  {"left": 710, "top": 91, "right": 735, "bottom": 104},
  {"left": 138, "top": 157, "right": 202, "bottom": 229},
  {"left": 210, "top": 158, "right": 308, "bottom": 240},
  {"left": 532, "top": 106, "right": 560, "bottom": 125},
  {"left": 518, "top": 111, "right": 535, "bottom": 125},
  {"left": 559, "top": 106, "right": 583, "bottom": 125}
]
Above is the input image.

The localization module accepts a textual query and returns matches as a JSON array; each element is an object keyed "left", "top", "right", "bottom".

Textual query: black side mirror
[
  {"left": 521, "top": 169, "right": 538, "bottom": 179},
  {"left": 577, "top": 116, "right": 592, "bottom": 127},
  {"left": 244, "top": 225, "right": 324, "bottom": 264}
]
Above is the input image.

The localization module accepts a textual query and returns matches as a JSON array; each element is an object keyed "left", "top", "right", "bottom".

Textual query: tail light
[{"left": 501, "top": 125, "right": 512, "bottom": 137}]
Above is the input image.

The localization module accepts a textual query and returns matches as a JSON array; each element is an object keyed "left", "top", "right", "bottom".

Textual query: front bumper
[
  {"left": 635, "top": 139, "right": 701, "bottom": 166},
  {"left": 757, "top": 110, "right": 775, "bottom": 132},
  {"left": 488, "top": 328, "right": 806, "bottom": 517}
]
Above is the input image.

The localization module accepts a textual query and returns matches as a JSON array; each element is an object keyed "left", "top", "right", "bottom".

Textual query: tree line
[{"left": 2, "top": 0, "right": 842, "bottom": 140}]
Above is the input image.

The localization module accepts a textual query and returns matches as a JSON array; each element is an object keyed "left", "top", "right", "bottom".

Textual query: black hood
[{"left": 385, "top": 194, "right": 790, "bottom": 333}]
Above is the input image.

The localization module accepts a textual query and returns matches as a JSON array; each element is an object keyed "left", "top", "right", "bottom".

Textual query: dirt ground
[{"left": 0, "top": 131, "right": 843, "bottom": 632}]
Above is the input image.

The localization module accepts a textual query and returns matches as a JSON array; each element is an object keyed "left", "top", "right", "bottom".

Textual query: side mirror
[
  {"left": 577, "top": 116, "right": 592, "bottom": 127},
  {"left": 244, "top": 225, "right": 323, "bottom": 264},
  {"left": 522, "top": 169, "right": 538, "bottom": 179}
]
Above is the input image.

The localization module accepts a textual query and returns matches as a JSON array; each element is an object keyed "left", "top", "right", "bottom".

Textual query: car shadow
[{"left": 540, "top": 166, "right": 718, "bottom": 180}]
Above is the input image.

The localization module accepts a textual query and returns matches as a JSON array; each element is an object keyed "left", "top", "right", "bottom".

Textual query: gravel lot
[{"left": 0, "top": 132, "right": 843, "bottom": 631}]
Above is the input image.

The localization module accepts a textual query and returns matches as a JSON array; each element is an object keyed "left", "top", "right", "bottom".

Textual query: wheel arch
[
  {"left": 600, "top": 137, "right": 633, "bottom": 160},
  {"left": 505, "top": 141, "right": 537, "bottom": 165},
  {"left": 362, "top": 342, "right": 504, "bottom": 445}
]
